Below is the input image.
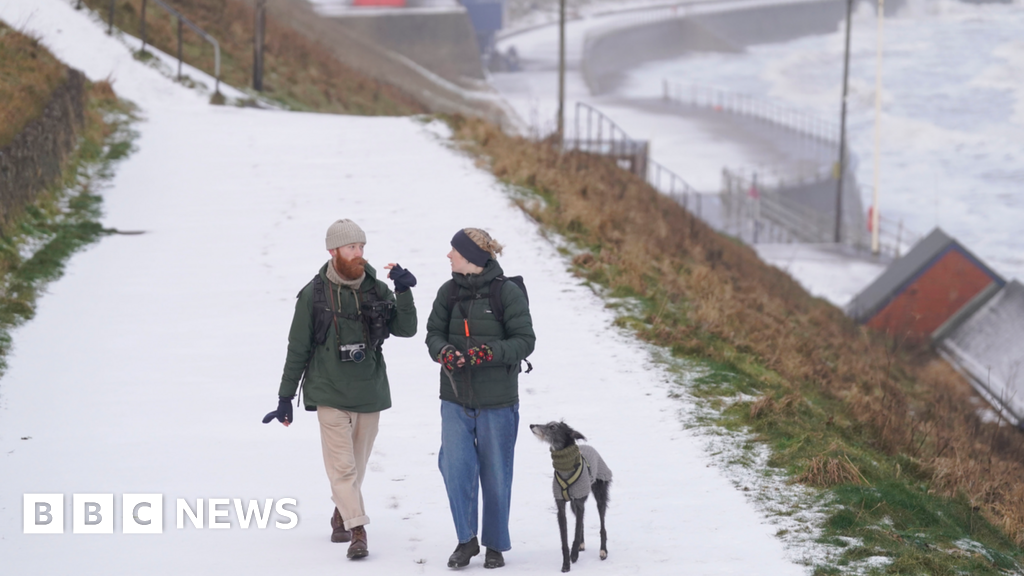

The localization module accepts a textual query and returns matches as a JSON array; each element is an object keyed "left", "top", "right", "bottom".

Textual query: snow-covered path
[{"left": 0, "top": 1, "right": 804, "bottom": 574}]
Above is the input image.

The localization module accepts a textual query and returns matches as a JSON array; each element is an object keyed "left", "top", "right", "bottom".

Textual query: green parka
[
  {"left": 279, "top": 262, "right": 417, "bottom": 413},
  {"left": 425, "top": 259, "right": 535, "bottom": 409}
]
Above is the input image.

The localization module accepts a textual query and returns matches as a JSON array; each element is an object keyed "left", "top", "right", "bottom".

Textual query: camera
[
  {"left": 360, "top": 300, "right": 395, "bottom": 348},
  {"left": 338, "top": 343, "right": 366, "bottom": 363}
]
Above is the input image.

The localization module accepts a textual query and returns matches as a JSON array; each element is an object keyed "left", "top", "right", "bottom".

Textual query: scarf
[{"left": 550, "top": 444, "right": 582, "bottom": 474}]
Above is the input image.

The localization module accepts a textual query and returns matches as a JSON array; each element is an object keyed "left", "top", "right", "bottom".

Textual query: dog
[{"left": 530, "top": 421, "right": 613, "bottom": 572}]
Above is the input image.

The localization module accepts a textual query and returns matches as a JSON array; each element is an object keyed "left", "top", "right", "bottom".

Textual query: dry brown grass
[
  {"left": 449, "top": 115, "right": 1024, "bottom": 545},
  {"left": 0, "top": 23, "right": 68, "bottom": 148},
  {"left": 796, "top": 454, "right": 865, "bottom": 488},
  {"left": 82, "top": 0, "right": 424, "bottom": 114}
]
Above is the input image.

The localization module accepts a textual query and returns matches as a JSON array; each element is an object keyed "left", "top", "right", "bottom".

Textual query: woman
[{"left": 425, "top": 228, "right": 536, "bottom": 569}]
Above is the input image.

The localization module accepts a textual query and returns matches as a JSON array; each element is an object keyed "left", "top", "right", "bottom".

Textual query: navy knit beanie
[{"left": 451, "top": 230, "right": 491, "bottom": 267}]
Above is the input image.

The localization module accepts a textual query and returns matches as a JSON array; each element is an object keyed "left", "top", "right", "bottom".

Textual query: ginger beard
[{"left": 332, "top": 252, "right": 367, "bottom": 281}]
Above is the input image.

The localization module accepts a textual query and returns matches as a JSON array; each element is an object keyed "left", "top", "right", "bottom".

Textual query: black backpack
[
  {"left": 447, "top": 275, "right": 528, "bottom": 324},
  {"left": 297, "top": 275, "right": 391, "bottom": 406}
]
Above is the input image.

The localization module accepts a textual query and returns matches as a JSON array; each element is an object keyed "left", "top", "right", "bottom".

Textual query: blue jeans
[{"left": 438, "top": 400, "right": 519, "bottom": 552}]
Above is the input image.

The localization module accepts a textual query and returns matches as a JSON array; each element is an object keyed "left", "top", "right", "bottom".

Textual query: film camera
[{"left": 338, "top": 343, "right": 366, "bottom": 363}]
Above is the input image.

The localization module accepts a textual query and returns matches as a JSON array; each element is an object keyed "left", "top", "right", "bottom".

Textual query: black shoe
[
  {"left": 484, "top": 548, "right": 505, "bottom": 569},
  {"left": 447, "top": 536, "right": 480, "bottom": 568}
]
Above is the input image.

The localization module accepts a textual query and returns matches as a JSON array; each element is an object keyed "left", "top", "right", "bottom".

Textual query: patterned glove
[
  {"left": 438, "top": 345, "right": 461, "bottom": 372},
  {"left": 388, "top": 264, "right": 417, "bottom": 293},
  {"left": 465, "top": 344, "right": 493, "bottom": 366}
]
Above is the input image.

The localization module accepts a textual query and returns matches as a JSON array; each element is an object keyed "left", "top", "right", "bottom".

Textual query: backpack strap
[
  {"left": 489, "top": 276, "right": 508, "bottom": 324},
  {"left": 488, "top": 275, "right": 528, "bottom": 324}
]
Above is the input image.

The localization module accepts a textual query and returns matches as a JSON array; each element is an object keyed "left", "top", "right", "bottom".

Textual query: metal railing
[
  {"left": 647, "top": 159, "right": 704, "bottom": 220},
  {"left": 564, "top": 102, "right": 918, "bottom": 259},
  {"left": 107, "top": 0, "right": 221, "bottom": 94},
  {"left": 569, "top": 102, "right": 649, "bottom": 177},
  {"left": 722, "top": 168, "right": 836, "bottom": 245},
  {"left": 567, "top": 103, "right": 707, "bottom": 219},
  {"left": 663, "top": 81, "right": 838, "bottom": 144},
  {"left": 873, "top": 212, "right": 921, "bottom": 258},
  {"left": 722, "top": 167, "right": 918, "bottom": 258}
]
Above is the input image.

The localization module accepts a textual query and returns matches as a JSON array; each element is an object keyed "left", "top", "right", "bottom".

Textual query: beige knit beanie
[{"left": 325, "top": 219, "right": 366, "bottom": 250}]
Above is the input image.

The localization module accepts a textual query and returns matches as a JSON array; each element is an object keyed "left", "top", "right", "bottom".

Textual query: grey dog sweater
[{"left": 552, "top": 444, "right": 613, "bottom": 501}]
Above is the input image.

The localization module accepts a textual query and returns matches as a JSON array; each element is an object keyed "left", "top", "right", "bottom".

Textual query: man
[{"left": 263, "top": 219, "right": 417, "bottom": 559}]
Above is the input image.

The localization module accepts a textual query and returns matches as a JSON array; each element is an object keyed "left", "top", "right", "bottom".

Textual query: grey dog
[{"left": 530, "top": 421, "right": 613, "bottom": 572}]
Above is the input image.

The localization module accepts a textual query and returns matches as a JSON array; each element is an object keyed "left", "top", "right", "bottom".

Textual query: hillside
[
  {"left": 0, "top": 22, "right": 68, "bottom": 147},
  {"left": 79, "top": 0, "right": 424, "bottom": 114},
  {"left": 0, "top": 19, "right": 136, "bottom": 374},
  {"left": 449, "top": 116, "right": 1024, "bottom": 573}
]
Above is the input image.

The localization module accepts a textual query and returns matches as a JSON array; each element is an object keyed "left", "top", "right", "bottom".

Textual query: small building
[
  {"left": 846, "top": 228, "right": 1005, "bottom": 342},
  {"left": 937, "top": 280, "right": 1024, "bottom": 427}
]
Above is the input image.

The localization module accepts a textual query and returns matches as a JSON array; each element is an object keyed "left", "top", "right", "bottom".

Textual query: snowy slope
[{"left": 0, "top": 1, "right": 805, "bottom": 574}]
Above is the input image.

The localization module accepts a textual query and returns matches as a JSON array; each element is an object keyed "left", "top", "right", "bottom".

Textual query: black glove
[
  {"left": 262, "top": 396, "right": 293, "bottom": 425},
  {"left": 388, "top": 264, "right": 417, "bottom": 293}
]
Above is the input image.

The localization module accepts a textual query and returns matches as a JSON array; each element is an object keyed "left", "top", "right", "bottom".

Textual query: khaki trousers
[{"left": 317, "top": 406, "right": 380, "bottom": 530}]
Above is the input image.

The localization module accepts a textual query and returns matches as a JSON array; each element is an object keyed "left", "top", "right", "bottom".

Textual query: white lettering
[
  {"left": 176, "top": 498, "right": 203, "bottom": 529},
  {"left": 124, "top": 494, "right": 163, "bottom": 534},
  {"left": 233, "top": 499, "right": 273, "bottom": 529},
  {"left": 274, "top": 498, "right": 298, "bottom": 530},
  {"left": 208, "top": 498, "right": 230, "bottom": 529}
]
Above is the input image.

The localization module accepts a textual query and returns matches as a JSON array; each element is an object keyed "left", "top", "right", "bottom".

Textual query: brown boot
[
  {"left": 347, "top": 525, "right": 368, "bottom": 559},
  {"left": 330, "top": 508, "right": 351, "bottom": 543}
]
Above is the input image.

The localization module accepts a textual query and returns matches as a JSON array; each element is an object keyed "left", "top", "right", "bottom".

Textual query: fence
[
  {"left": 565, "top": 101, "right": 918, "bottom": 258},
  {"left": 566, "top": 103, "right": 716, "bottom": 222},
  {"left": 663, "top": 81, "right": 839, "bottom": 144},
  {"left": 721, "top": 168, "right": 836, "bottom": 245},
  {"left": 105, "top": 0, "right": 222, "bottom": 93},
  {"left": 722, "top": 167, "right": 919, "bottom": 257},
  {"left": 568, "top": 102, "right": 649, "bottom": 177}
]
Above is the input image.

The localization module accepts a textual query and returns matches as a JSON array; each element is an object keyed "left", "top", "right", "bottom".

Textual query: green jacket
[
  {"left": 279, "top": 262, "right": 417, "bottom": 413},
  {"left": 425, "top": 260, "right": 535, "bottom": 409}
]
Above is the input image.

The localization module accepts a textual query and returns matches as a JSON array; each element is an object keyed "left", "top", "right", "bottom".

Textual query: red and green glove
[
  {"left": 465, "top": 344, "right": 493, "bottom": 366},
  {"left": 438, "top": 345, "right": 462, "bottom": 371}
]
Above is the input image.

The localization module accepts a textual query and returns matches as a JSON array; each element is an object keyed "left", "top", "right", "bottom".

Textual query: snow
[
  {"left": 754, "top": 243, "right": 888, "bottom": 307},
  {"left": 0, "top": 0, "right": 808, "bottom": 574}
]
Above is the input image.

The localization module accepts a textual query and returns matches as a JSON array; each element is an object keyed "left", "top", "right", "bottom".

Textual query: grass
[
  {"left": 445, "top": 115, "right": 1024, "bottom": 574},
  {"left": 0, "top": 79, "right": 138, "bottom": 375},
  {"left": 0, "top": 23, "right": 68, "bottom": 148},
  {"left": 79, "top": 0, "right": 424, "bottom": 115}
]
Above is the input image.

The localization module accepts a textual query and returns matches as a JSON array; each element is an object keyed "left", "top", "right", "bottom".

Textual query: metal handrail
[
  {"left": 107, "top": 0, "right": 221, "bottom": 94},
  {"left": 571, "top": 102, "right": 640, "bottom": 154},
  {"left": 569, "top": 102, "right": 649, "bottom": 177},
  {"left": 721, "top": 167, "right": 919, "bottom": 257},
  {"left": 568, "top": 103, "right": 705, "bottom": 217},
  {"left": 663, "top": 81, "right": 838, "bottom": 144},
  {"left": 647, "top": 158, "right": 703, "bottom": 218}
]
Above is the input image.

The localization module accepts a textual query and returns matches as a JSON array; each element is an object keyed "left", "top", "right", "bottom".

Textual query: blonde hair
[{"left": 463, "top": 228, "right": 504, "bottom": 259}]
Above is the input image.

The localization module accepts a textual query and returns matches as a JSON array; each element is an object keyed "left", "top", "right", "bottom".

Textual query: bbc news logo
[{"left": 23, "top": 494, "right": 298, "bottom": 534}]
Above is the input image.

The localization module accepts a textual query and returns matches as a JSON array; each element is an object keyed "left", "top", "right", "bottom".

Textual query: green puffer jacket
[
  {"left": 425, "top": 260, "right": 535, "bottom": 409},
  {"left": 278, "top": 262, "right": 417, "bottom": 413}
]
